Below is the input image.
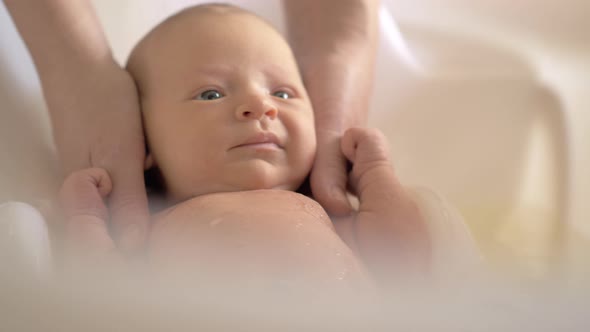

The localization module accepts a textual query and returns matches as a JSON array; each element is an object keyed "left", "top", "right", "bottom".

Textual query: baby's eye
[
  {"left": 196, "top": 89, "right": 224, "bottom": 100},
  {"left": 272, "top": 90, "right": 291, "bottom": 99}
]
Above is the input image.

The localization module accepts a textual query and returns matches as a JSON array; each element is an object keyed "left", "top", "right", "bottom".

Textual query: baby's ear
[{"left": 144, "top": 154, "right": 156, "bottom": 170}]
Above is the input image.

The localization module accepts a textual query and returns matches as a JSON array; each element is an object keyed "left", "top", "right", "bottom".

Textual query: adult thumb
[
  {"left": 108, "top": 165, "right": 150, "bottom": 256},
  {"left": 310, "top": 143, "right": 352, "bottom": 217}
]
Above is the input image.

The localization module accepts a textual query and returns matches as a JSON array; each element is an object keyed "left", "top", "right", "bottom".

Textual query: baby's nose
[{"left": 235, "top": 96, "right": 278, "bottom": 121}]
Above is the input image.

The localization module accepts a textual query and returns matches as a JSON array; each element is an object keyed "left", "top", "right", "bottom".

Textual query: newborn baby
[{"left": 60, "top": 4, "right": 477, "bottom": 291}]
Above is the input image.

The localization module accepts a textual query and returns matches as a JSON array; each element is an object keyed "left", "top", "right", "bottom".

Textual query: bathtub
[{"left": 1, "top": 0, "right": 589, "bottom": 281}]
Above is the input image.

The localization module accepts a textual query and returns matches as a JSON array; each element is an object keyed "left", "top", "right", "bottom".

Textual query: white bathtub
[{"left": 0, "top": 0, "right": 588, "bottom": 279}]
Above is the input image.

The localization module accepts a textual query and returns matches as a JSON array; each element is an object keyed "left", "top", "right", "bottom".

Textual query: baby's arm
[
  {"left": 59, "top": 168, "right": 120, "bottom": 265},
  {"left": 341, "top": 128, "right": 431, "bottom": 283},
  {"left": 341, "top": 128, "right": 481, "bottom": 286}
]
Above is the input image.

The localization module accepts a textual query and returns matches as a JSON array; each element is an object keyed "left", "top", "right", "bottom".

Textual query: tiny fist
[
  {"left": 341, "top": 127, "right": 390, "bottom": 164},
  {"left": 61, "top": 168, "right": 112, "bottom": 197},
  {"left": 60, "top": 168, "right": 112, "bottom": 220}
]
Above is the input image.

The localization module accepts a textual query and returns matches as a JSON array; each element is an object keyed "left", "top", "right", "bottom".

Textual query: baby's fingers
[
  {"left": 60, "top": 169, "right": 122, "bottom": 266},
  {"left": 341, "top": 127, "right": 390, "bottom": 165},
  {"left": 60, "top": 168, "right": 113, "bottom": 221},
  {"left": 341, "top": 128, "right": 392, "bottom": 191},
  {"left": 340, "top": 127, "right": 360, "bottom": 163}
]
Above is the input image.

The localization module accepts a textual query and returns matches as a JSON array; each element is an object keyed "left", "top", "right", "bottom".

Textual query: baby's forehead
[
  {"left": 126, "top": 4, "right": 291, "bottom": 90},
  {"left": 131, "top": 5, "right": 276, "bottom": 59},
  {"left": 153, "top": 5, "right": 270, "bottom": 40}
]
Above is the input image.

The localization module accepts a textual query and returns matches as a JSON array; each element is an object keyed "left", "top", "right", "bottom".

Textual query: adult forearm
[
  {"left": 5, "top": 0, "right": 112, "bottom": 70},
  {"left": 4, "top": 0, "right": 123, "bottom": 126},
  {"left": 283, "top": 0, "right": 379, "bottom": 64},
  {"left": 283, "top": 0, "right": 380, "bottom": 128},
  {"left": 5, "top": 0, "right": 138, "bottom": 171}
]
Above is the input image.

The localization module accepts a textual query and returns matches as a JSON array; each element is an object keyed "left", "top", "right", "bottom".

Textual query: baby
[{"left": 60, "top": 4, "right": 477, "bottom": 291}]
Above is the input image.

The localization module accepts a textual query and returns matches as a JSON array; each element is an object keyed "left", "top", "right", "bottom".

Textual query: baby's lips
[{"left": 233, "top": 131, "right": 283, "bottom": 149}]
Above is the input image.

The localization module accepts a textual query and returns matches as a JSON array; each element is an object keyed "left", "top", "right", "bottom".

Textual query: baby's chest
[
  {"left": 150, "top": 191, "right": 336, "bottom": 252},
  {"left": 148, "top": 191, "right": 371, "bottom": 290}
]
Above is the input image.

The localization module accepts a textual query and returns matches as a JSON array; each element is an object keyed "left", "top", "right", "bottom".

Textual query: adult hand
[
  {"left": 53, "top": 67, "right": 149, "bottom": 255},
  {"left": 306, "top": 62, "right": 367, "bottom": 216},
  {"left": 4, "top": 0, "right": 150, "bottom": 255},
  {"left": 284, "top": 0, "right": 380, "bottom": 216}
]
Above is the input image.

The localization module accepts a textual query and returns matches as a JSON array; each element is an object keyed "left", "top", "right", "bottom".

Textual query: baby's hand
[
  {"left": 59, "top": 168, "right": 120, "bottom": 264},
  {"left": 60, "top": 168, "right": 112, "bottom": 221},
  {"left": 341, "top": 128, "right": 431, "bottom": 279},
  {"left": 341, "top": 127, "right": 397, "bottom": 196}
]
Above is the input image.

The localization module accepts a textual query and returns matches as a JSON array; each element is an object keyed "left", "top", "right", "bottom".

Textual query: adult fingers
[
  {"left": 107, "top": 163, "right": 150, "bottom": 256},
  {"left": 310, "top": 134, "right": 352, "bottom": 217}
]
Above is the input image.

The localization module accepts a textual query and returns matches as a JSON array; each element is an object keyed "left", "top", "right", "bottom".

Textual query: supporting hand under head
[
  {"left": 283, "top": 0, "right": 380, "bottom": 216},
  {"left": 4, "top": 0, "right": 152, "bottom": 257}
]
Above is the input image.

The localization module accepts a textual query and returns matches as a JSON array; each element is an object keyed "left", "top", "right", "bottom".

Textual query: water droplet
[
  {"left": 304, "top": 203, "right": 317, "bottom": 215},
  {"left": 336, "top": 268, "right": 349, "bottom": 281},
  {"left": 305, "top": 242, "right": 310, "bottom": 246},
  {"left": 335, "top": 252, "right": 341, "bottom": 257},
  {"left": 209, "top": 218, "right": 222, "bottom": 228},
  {"left": 295, "top": 222, "right": 303, "bottom": 229}
]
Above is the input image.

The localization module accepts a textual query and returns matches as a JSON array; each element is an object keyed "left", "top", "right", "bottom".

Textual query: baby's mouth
[
  {"left": 235, "top": 142, "right": 281, "bottom": 151},
  {"left": 233, "top": 132, "right": 283, "bottom": 150}
]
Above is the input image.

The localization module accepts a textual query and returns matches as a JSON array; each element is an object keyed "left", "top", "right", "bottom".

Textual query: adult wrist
[{"left": 302, "top": 55, "right": 373, "bottom": 131}]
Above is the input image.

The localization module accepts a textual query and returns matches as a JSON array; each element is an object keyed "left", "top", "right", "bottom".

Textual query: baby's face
[{"left": 131, "top": 10, "right": 316, "bottom": 201}]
